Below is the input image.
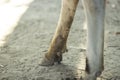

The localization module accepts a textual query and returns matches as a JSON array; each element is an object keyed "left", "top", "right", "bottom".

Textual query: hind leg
[
  {"left": 40, "top": 0, "right": 79, "bottom": 66},
  {"left": 82, "top": 0, "right": 105, "bottom": 79}
]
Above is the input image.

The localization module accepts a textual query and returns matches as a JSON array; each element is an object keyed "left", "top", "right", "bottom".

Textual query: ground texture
[{"left": 0, "top": 0, "right": 120, "bottom": 80}]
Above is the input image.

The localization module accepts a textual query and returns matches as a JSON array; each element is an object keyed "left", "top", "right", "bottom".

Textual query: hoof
[
  {"left": 54, "top": 52, "right": 62, "bottom": 64},
  {"left": 85, "top": 71, "right": 102, "bottom": 80},
  {"left": 85, "top": 73, "right": 97, "bottom": 80},
  {"left": 40, "top": 56, "right": 54, "bottom": 66}
]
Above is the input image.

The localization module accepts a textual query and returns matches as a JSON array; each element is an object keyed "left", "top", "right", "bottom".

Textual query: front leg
[
  {"left": 40, "top": 0, "right": 79, "bottom": 66},
  {"left": 82, "top": 0, "right": 105, "bottom": 79}
]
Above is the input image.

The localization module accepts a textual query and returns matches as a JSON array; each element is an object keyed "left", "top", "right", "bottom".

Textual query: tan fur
[{"left": 44, "top": 0, "right": 79, "bottom": 62}]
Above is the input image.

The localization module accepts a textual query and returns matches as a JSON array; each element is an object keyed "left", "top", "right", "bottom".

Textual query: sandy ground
[{"left": 0, "top": 0, "right": 120, "bottom": 80}]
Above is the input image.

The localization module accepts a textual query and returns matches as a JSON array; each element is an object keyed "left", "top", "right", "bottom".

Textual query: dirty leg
[
  {"left": 82, "top": 0, "right": 105, "bottom": 79},
  {"left": 41, "top": 0, "right": 79, "bottom": 66}
]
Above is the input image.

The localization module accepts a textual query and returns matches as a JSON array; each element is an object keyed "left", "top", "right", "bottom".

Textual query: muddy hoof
[
  {"left": 40, "top": 56, "right": 54, "bottom": 66},
  {"left": 54, "top": 53, "right": 62, "bottom": 64}
]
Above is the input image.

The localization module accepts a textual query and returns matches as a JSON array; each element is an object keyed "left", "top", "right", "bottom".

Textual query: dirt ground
[{"left": 0, "top": 0, "right": 120, "bottom": 80}]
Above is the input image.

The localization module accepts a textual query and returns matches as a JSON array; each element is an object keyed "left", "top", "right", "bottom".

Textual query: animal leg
[
  {"left": 82, "top": 0, "right": 105, "bottom": 79},
  {"left": 40, "top": 0, "right": 79, "bottom": 66}
]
